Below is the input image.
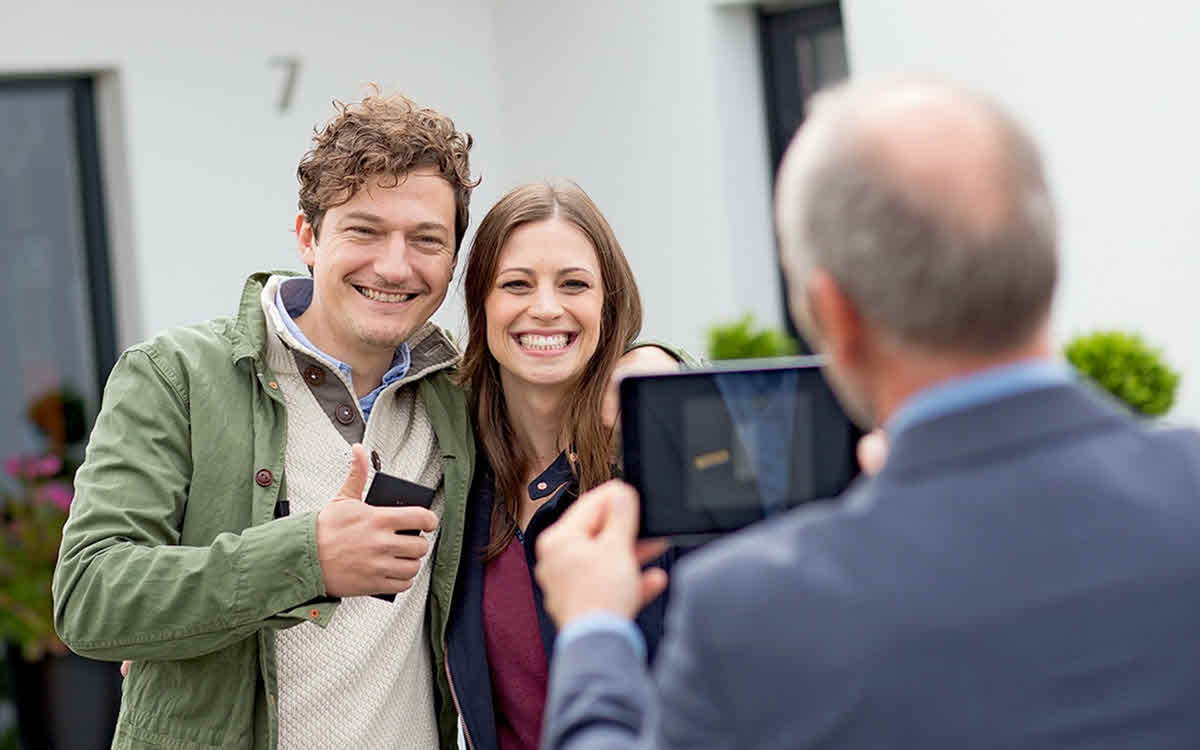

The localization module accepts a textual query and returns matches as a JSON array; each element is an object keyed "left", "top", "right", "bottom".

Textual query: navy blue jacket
[
  {"left": 544, "top": 381, "right": 1200, "bottom": 750},
  {"left": 445, "top": 451, "right": 674, "bottom": 750}
]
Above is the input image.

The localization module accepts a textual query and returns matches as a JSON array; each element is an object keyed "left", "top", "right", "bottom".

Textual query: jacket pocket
[{"left": 118, "top": 641, "right": 258, "bottom": 748}]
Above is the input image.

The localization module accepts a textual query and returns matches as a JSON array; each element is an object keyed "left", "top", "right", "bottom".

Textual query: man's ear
[
  {"left": 806, "top": 270, "right": 866, "bottom": 371},
  {"left": 296, "top": 212, "right": 316, "bottom": 270}
]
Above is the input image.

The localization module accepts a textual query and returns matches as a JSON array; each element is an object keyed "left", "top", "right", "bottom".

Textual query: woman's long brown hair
[{"left": 458, "top": 182, "right": 643, "bottom": 560}]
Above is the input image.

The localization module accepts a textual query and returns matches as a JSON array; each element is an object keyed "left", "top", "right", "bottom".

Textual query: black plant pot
[{"left": 5, "top": 644, "right": 120, "bottom": 750}]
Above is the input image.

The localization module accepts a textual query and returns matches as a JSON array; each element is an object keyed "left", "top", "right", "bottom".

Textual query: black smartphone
[
  {"left": 620, "top": 356, "right": 861, "bottom": 544},
  {"left": 363, "top": 471, "right": 436, "bottom": 602}
]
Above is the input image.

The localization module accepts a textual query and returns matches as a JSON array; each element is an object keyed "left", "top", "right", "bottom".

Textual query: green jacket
[{"left": 52, "top": 272, "right": 472, "bottom": 749}]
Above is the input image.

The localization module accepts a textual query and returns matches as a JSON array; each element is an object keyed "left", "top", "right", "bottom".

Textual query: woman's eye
[
  {"left": 501, "top": 280, "right": 531, "bottom": 291},
  {"left": 563, "top": 279, "right": 590, "bottom": 290}
]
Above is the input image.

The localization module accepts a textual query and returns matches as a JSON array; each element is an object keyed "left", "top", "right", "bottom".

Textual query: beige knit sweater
[{"left": 260, "top": 276, "right": 454, "bottom": 749}]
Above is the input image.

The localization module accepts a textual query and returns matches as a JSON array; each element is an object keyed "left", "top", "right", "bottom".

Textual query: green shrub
[
  {"left": 1064, "top": 331, "right": 1180, "bottom": 417},
  {"left": 707, "top": 315, "right": 799, "bottom": 360}
]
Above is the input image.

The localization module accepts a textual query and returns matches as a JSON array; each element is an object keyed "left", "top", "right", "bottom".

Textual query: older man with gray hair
[{"left": 533, "top": 77, "right": 1200, "bottom": 749}]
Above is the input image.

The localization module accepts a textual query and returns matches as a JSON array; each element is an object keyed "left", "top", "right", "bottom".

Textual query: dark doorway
[{"left": 759, "top": 3, "right": 849, "bottom": 346}]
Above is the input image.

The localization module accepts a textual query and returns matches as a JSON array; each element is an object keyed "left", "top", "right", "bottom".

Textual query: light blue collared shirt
[
  {"left": 274, "top": 278, "right": 411, "bottom": 421},
  {"left": 557, "top": 359, "right": 1077, "bottom": 660},
  {"left": 555, "top": 612, "right": 648, "bottom": 663},
  {"left": 886, "top": 359, "right": 1076, "bottom": 438}
]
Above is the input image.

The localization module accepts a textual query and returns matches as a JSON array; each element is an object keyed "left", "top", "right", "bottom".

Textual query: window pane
[{"left": 0, "top": 84, "right": 98, "bottom": 479}]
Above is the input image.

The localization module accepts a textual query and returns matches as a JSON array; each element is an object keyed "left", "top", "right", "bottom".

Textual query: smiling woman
[
  {"left": 485, "top": 218, "right": 605, "bottom": 393},
  {"left": 446, "top": 182, "right": 670, "bottom": 750},
  {"left": 461, "top": 182, "right": 642, "bottom": 558}
]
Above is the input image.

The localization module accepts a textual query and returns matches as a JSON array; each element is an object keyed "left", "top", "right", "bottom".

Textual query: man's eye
[{"left": 347, "top": 226, "right": 376, "bottom": 236}]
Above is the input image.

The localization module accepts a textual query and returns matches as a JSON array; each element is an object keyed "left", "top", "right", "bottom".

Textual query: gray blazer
[{"left": 543, "top": 382, "right": 1200, "bottom": 749}]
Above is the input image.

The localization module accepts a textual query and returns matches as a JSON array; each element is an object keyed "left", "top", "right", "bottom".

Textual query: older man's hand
[
  {"left": 535, "top": 480, "right": 669, "bottom": 628},
  {"left": 857, "top": 429, "right": 888, "bottom": 476}
]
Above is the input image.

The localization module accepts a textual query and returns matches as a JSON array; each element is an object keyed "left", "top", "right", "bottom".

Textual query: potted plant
[
  {"left": 1, "top": 388, "right": 119, "bottom": 749},
  {"left": 707, "top": 315, "right": 799, "bottom": 361},
  {"left": 1064, "top": 331, "right": 1181, "bottom": 417},
  {"left": 0, "top": 451, "right": 73, "bottom": 662}
]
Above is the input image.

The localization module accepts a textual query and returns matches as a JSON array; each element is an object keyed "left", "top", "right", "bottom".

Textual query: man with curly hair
[{"left": 53, "top": 92, "right": 481, "bottom": 749}]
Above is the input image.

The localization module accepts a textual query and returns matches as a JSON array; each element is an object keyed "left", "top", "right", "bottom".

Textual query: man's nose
[{"left": 375, "top": 234, "right": 415, "bottom": 282}]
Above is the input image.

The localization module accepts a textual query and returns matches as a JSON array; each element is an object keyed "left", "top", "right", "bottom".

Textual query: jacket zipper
[{"left": 444, "top": 635, "right": 475, "bottom": 750}]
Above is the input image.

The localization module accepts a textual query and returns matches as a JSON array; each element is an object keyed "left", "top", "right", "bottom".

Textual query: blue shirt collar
[
  {"left": 887, "top": 359, "right": 1075, "bottom": 437},
  {"left": 274, "top": 278, "right": 411, "bottom": 419}
]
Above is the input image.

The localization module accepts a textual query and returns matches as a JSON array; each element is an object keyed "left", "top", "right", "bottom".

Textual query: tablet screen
[{"left": 621, "top": 359, "right": 861, "bottom": 541}]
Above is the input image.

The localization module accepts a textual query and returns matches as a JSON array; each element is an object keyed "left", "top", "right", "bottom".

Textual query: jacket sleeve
[
  {"left": 626, "top": 340, "right": 703, "bottom": 369},
  {"left": 52, "top": 347, "right": 329, "bottom": 662},
  {"left": 541, "top": 567, "right": 736, "bottom": 750}
]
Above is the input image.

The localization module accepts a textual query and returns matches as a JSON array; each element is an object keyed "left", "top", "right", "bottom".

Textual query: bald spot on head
[{"left": 849, "top": 84, "right": 1022, "bottom": 241}]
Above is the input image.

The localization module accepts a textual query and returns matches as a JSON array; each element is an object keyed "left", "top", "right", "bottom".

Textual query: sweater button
[
  {"left": 303, "top": 366, "right": 325, "bottom": 387},
  {"left": 370, "top": 450, "right": 382, "bottom": 471},
  {"left": 254, "top": 469, "right": 273, "bottom": 487},
  {"left": 335, "top": 404, "right": 355, "bottom": 425}
]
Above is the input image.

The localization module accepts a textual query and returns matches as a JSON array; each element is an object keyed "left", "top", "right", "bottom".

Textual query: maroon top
[{"left": 482, "top": 532, "right": 548, "bottom": 750}]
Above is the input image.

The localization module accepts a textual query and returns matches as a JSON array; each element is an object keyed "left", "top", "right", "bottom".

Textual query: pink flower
[
  {"left": 36, "top": 481, "right": 74, "bottom": 513},
  {"left": 30, "top": 454, "right": 63, "bottom": 479},
  {"left": 3, "top": 453, "right": 63, "bottom": 480}
]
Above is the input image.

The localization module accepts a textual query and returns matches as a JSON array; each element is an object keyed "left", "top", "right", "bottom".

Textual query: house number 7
[{"left": 269, "top": 57, "right": 301, "bottom": 113}]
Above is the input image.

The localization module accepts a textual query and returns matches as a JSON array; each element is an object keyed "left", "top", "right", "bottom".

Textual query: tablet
[{"left": 620, "top": 357, "right": 861, "bottom": 543}]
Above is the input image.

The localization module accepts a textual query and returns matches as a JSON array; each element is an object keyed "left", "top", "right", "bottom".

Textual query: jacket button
[
  {"left": 370, "top": 450, "right": 382, "bottom": 471},
  {"left": 335, "top": 404, "right": 355, "bottom": 425},
  {"left": 254, "top": 469, "right": 273, "bottom": 487},
  {"left": 303, "top": 366, "right": 325, "bottom": 387}
]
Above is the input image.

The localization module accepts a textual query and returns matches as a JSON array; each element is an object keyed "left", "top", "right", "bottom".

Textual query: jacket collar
[
  {"left": 882, "top": 381, "right": 1131, "bottom": 481},
  {"left": 528, "top": 451, "right": 574, "bottom": 501},
  {"left": 228, "top": 270, "right": 302, "bottom": 364},
  {"left": 226, "top": 271, "right": 462, "bottom": 376}
]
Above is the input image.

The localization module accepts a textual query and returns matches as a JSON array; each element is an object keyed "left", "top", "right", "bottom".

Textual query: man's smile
[{"left": 354, "top": 285, "right": 420, "bottom": 304}]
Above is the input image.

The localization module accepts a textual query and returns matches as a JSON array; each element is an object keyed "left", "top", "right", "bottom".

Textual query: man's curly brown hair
[{"left": 296, "top": 90, "right": 478, "bottom": 252}]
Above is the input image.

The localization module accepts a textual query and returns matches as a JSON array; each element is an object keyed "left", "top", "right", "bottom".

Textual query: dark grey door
[{"left": 0, "top": 78, "right": 115, "bottom": 470}]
